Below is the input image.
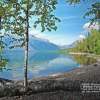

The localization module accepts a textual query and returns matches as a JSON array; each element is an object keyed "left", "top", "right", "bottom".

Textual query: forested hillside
[{"left": 70, "top": 30, "right": 100, "bottom": 55}]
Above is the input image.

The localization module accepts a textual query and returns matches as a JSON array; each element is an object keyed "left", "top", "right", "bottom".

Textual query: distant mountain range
[
  {"left": 3, "top": 35, "right": 59, "bottom": 51},
  {"left": 29, "top": 35, "right": 59, "bottom": 51},
  {"left": 60, "top": 43, "right": 75, "bottom": 49},
  {"left": 60, "top": 40, "right": 79, "bottom": 49}
]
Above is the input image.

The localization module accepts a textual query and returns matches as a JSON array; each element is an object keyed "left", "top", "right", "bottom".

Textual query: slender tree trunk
[
  {"left": 0, "top": 17, "right": 1, "bottom": 30},
  {"left": 24, "top": 33, "right": 28, "bottom": 89},
  {"left": 24, "top": 3, "right": 29, "bottom": 90}
]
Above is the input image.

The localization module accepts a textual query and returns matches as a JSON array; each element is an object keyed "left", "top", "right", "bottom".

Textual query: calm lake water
[{"left": 0, "top": 50, "right": 96, "bottom": 80}]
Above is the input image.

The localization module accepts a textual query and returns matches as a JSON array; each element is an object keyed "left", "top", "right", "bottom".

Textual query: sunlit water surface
[{"left": 0, "top": 50, "right": 96, "bottom": 80}]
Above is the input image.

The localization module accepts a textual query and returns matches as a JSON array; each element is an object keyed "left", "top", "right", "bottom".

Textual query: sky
[{"left": 30, "top": 0, "right": 99, "bottom": 46}]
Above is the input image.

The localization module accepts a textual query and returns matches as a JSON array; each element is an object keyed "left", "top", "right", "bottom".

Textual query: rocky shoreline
[{"left": 0, "top": 61, "right": 100, "bottom": 100}]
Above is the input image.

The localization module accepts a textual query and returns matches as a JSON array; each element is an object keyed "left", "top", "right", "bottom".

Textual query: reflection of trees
[
  {"left": 0, "top": 54, "right": 8, "bottom": 71},
  {"left": 0, "top": 35, "right": 8, "bottom": 71},
  {"left": 72, "top": 55, "right": 96, "bottom": 65}
]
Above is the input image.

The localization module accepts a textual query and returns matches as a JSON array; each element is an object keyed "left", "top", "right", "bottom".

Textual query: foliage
[
  {"left": 84, "top": 2, "right": 100, "bottom": 24},
  {"left": 70, "top": 30, "right": 100, "bottom": 55},
  {"left": 0, "top": 54, "right": 8, "bottom": 71},
  {"left": 0, "top": 0, "right": 61, "bottom": 49},
  {"left": 67, "top": 0, "right": 100, "bottom": 23}
]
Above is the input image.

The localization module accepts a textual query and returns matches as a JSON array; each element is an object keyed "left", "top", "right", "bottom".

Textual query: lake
[{"left": 0, "top": 50, "right": 96, "bottom": 80}]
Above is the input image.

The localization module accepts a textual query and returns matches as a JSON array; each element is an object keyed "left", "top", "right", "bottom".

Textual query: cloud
[
  {"left": 61, "top": 16, "right": 79, "bottom": 20},
  {"left": 79, "top": 34, "right": 85, "bottom": 39},
  {"left": 29, "top": 28, "right": 53, "bottom": 42},
  {"left": 83, "top": 22, "right": 100, "bottom": 31},
  {"left": 29, "top": 28, "right": 40, "bottom": 35},
  {"left": 77, "top": 34, "right": 86, "bottom": 41}
]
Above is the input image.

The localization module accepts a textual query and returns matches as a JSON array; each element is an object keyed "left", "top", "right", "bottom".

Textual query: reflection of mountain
[
  {"left": 29, "top": 52, "right": 58, "bottom": 64},
  {"left": 0, "top": 51, "right": 58, "bottom": 80},
  {"left": 28, "top": 55, "right": 79, "bottom": 78},
  {"left": 3, "top": 50, "right": 58, "bottom": 68},
  {"left": 0, "top": 51, "right": 80, "bottom": 80}
]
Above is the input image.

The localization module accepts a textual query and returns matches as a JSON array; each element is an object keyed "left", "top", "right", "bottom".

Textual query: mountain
[
  {"left": 3, "top": 35, "right": 59, "bottom": 51},
  {"left": 60, "top": 44, "right": 74, "bottom": 49},
  {"left": 60, "top": 42, "right": 76, "bottom": 49},
  {"left": 60, "top": 38, "right": 83, "bottom": 49},
  {"left": 29, "top": 35, "right": 59, "bottom": 51}
]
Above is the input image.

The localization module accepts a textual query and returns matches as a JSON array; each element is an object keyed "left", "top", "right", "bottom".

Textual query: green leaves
[
  {"left": 7, "top": 0, "right": 59, "bottom": 33},
  {"left": 70, "top": 30, "right": 100, "bottom": 55},
  {"left": 0, "top": 55, "right": 8, "bottom": 71},
  {"left": 0, "top": 0, "right": 61, "bottom": 50},
  {"left": 31, "top": 0, "right": 60, "bottom": 32},
  {"left": 84, "top": 2, "right": 100, "bottom": 23},
  {"left": 0, "top": 6, "right": 5, "bottom": 16},
  {"left": 1, "top": 0, "right": 60, "bottom": 33},
  {"left": 67, "top": 1, "right": 100, "bottom": 23}
]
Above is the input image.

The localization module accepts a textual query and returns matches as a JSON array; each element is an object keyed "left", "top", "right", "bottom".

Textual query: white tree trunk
[{"left": 24, "top": 2, "right": 29, "bottom": 90}]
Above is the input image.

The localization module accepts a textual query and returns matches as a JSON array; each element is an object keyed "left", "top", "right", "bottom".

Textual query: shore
[{"left": 0, "top": 61, "right": 100, "bottom": 100}]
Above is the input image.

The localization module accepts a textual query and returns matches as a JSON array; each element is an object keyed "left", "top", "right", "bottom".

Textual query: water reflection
[
  {"left": 72, "top": 54, "right": 97, "bottom": 65},
  {"left": 0, "top": 50, "right": 79, "bottom": 80},
  {"left": 29, "top": 54, "right": 79, "bottom": 78},
  {"left": 0, "top": 50, "right": 97, "bottom": 80},
  {"left": 0, "top": 54, "right": 8, "bottom": 71}
]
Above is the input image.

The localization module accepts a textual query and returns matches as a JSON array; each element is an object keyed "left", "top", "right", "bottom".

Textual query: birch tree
[{"left": 0, "top": 0, "right": 60, "bottom": 90}]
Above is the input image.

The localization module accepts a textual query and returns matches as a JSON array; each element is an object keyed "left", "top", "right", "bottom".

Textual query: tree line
[{"left": 70, "top": 30, "right": 100, "bottom": 55}]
